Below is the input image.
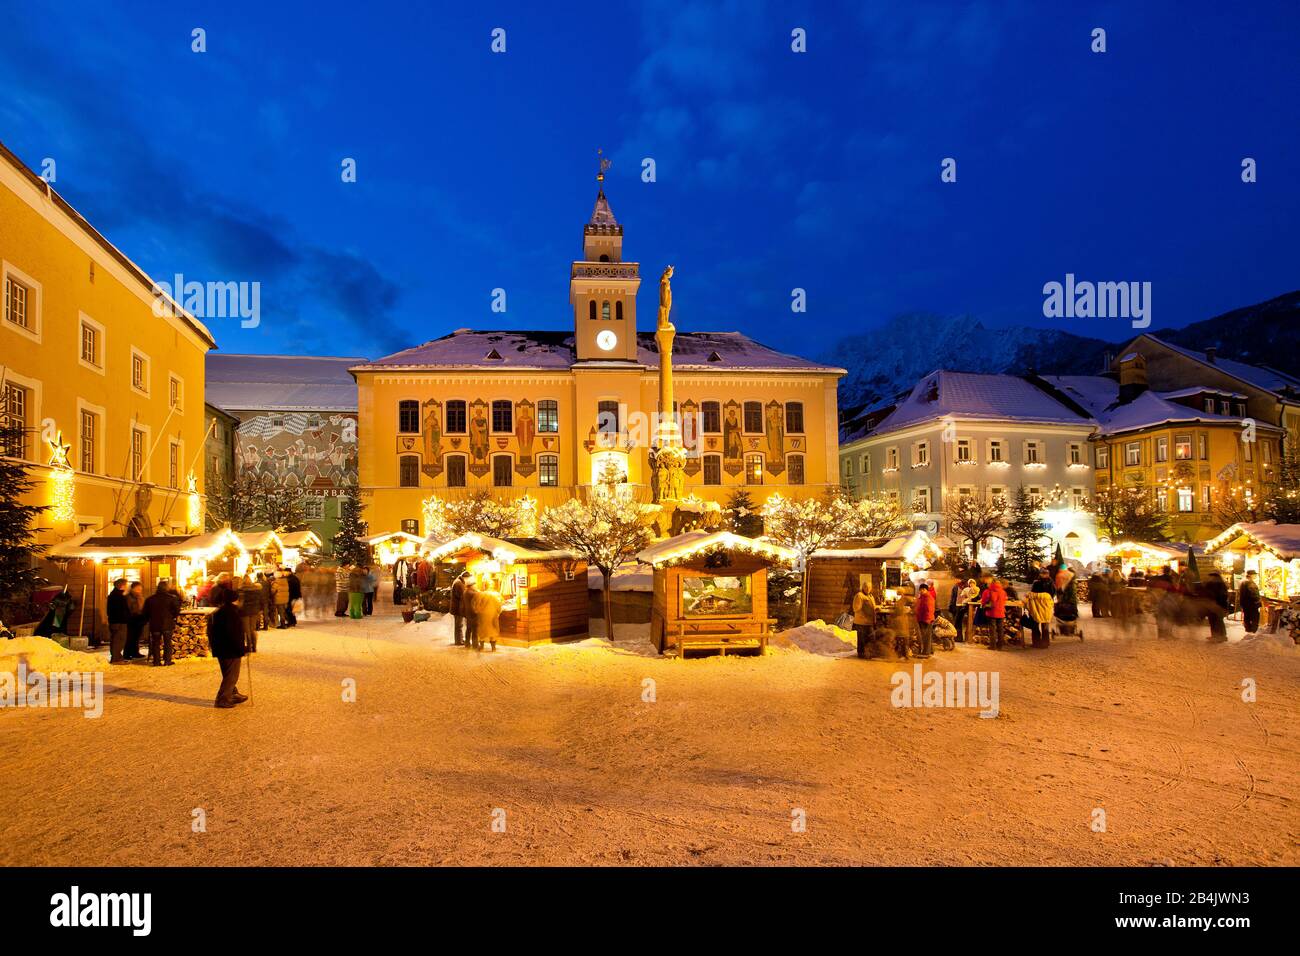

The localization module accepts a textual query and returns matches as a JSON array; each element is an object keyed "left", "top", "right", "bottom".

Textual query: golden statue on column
[{"left": 650, "top": 264, "right": 685, "bottom": 508}]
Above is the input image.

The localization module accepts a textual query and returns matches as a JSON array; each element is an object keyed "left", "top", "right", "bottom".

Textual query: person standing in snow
[
  {"left": 1203, "top": 571, "right": 1230, "bottom": 642},
  {"left": 451, "top": 573, "right": 468, "bottom": 646},
  {"left": 143, "top": 580, "right": 181, "bottom": 666},
  {"left": 239, "top": 575, "right": 265, "bottom": 653},
  {"left": 209, "top": 588, "right": 248, "bottom": 708},
  {"left": 980, "top": 575, "right": 1007, "bottom": 650},
  {"left": 271, "top": 570, "right": 290, "bottom": 628},
  {"left": 463, "top": 578, "right": 479, "bottom": 648},
  {"left": 1238, "top": 570, "right": 1262, "bottom": 634},
  {"left": 335, "top": 564, "right": 351, "bottom": 617},
  {"left": 106, "top": 578, "right": 130, "bottom": 664},
  {"left": 851, "top": 578, "right": 878, "bottom": 659},
  {"left": 361, "top": 565, "right": 378, "bottom": 616},
  {"left": 914, "top": 581, "right": 936, "bottom": 658},
  {"left": 125, "top": 581, "right": 147, "bottom": 660},
  {"left": 469, "top": 585, "right": 502, "bottom": 652},
  {"left": 286, "top": 566, "right": 302, "bottom": 627}
]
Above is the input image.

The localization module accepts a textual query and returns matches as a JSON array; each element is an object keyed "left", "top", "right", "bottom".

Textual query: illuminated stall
[
  {"left": 806, "top": 530, "right": 945, "bottom": 625},
  {"left": 638, "top": 530, "right": 797, "bottom": 658},
  {"left": 420, "top": 533, "right": 588, "bottom": 646},
  {"left": 1205, "top": 522, "right": 1300, "bottom": 602},
  {"left": 280, "top": 529, "right": 323, "bottom": 566},
  {"left": 365, "top": 531, "right": 425, "bottom": 568},
  {"left": 239, "top": 530, "right": 285, "bottom": 573},
  {"left": 1100, "top": 540, "right": 1200, "bottom": 578},
  {"left": 46, "top": 526, "right": 248, "bottom": 647}
]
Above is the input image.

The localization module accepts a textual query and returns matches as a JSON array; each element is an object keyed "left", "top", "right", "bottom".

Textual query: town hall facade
[{"left": 351, "top": 184, "right": 844, "bottom": 536}]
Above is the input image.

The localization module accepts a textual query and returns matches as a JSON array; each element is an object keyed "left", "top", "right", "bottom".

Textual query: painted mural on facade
[{"left": 236, "top": 412, "right": 359, "bottom": 494}]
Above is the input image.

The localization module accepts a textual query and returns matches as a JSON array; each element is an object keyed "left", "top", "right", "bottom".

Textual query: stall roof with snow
[
  {"left": 421, "top": 533, "right": 578, "bottom": 563},
  {"left": 1205, "top": 522, "right": 1300, "bottom": 561},
  {"left": 810, "top": 530, "right": 944, "bottom": 563},
  {"left": 636, "top": 530, "right": 797, "bottom": 568}
]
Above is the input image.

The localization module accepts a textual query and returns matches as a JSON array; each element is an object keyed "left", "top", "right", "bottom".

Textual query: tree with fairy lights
[
  {"left": 1003, "top": 485, "right": 1049, "bottom": 581},
  {"left": 1089, "top": 483, "right": 1170, "bottom": 542},
  {"left": 332, "top": 493, "right": 370, "bottom": 565},
  {"left": 540, "top": 470, "right": 652, "bottom": 642},
  {"left": 724, "top": 487, "right": 764, "bottom": 537},
  {"left": 944, "top": 492, "right": 1007, "bottom": 558},
  {"left": 0, "top": 424, "right": 46, "bottom": 607},
  {"left": 1261, "top": 452, "right": 1300, "bottom": 523}
]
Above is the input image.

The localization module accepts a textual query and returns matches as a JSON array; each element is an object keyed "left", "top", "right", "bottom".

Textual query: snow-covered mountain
[
  {"left": 827, "top": 291, "right": 1300, "bottom": 414},
  {"left": 826, "top": 312, "right": 1111, "bottom": 413}
]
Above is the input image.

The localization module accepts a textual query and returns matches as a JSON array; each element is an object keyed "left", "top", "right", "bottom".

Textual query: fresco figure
[
  {"left": 422, "top": 399, "right": 443, "bottom": 469},
  {"left": 468, "top": 401, "right": 490, "bottom": 464}
]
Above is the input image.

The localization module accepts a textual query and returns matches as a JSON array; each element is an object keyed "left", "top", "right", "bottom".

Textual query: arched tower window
[
  {"left": 601, "top": 301, "right": 611, "bottom": 321},
  {"left": 588, "top": 300, "right": 597, "bottom": 321},
  {"left": 615, "top": 301, "right": 624, "bottom": 321}
]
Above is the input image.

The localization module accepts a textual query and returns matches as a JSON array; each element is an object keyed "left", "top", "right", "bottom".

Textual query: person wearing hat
[{"left": 1238, "top": 570, "right": 1262, "bottom": 634}]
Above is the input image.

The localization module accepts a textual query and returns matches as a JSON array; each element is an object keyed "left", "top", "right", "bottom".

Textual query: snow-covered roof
[
  {"left": 353, "top": 329, "right": 842, "bottom": 374},
  {"left": 206, "top": 354, "right": 366, "bottom": 412},
  {"left": 47, "top": 527, "right": 248, "bottom": 560},
  {"left": 867, "top": 371, "right": 1091, "bottom": 438},
  {"left": 810, "top": 530, "right": 943, "bottom": 562},
  {"left": 280, "top": 529, "right": 324, "bottom": 550},
  {"left": 1205, "top": 522, "right": 1300, "bottom": 560},
  {"left": 635, "top": 530, "right": 797, "bottom": 567},
  {"left": 1038, "top": 375, "right": 1269, "bottom": 436},
  {"left": 1158, "top": 386, "right": 1248, "bottom": 401},
  {"left": 363, "top": 531, "right": 425, "bottom": 547},
  {"left": 1140, "top": 336, "right": 1300, "bottom": 397},
  {"left": 1102, "top": 540, "right": 1203, "bottom": 561},
  {"left": 420, "top": 533, "right": 577, "bottom": 562}
]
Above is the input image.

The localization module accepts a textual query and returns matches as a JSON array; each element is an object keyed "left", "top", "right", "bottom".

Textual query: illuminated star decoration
[
  {"left": 47, "top": 430, "right": 76, "bottom": 523},
  {"left": 187, "top": 470, "right": 203, "bottom": 530}
]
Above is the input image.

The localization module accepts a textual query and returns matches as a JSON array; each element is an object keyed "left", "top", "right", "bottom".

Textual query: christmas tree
[
  {"left": 1262, "top": 452, "right": 1300, "bottom": 524},
  {"left": 1002, "top": 485, "right": 1047, "bottom": 582},
  {"left": 332, "top": 493, "right": 370, "bottom": 565},
  {"left": 724, "top": 488, "right": 764, "bottom": 537},
  {"left": 0, "top": 424, "right": 47, "bottom": 601}
]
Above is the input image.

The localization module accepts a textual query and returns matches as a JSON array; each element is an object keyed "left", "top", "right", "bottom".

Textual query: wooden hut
[
  {"left": 46, "top": 526, "right": 248, "bottom": 650},
  {"left": 1100, "top": 540, "right": 1201, "bottom": 578},
  {"left": 805, "top": 530, "right": 944, "bottom": 625},
  {"left": 364, "top": 531, "right": 425, "bottom": 568},
  {"left": 280, "top": 529, "right": 323, "bottom": 565},
  {"left": 1205, "top": 522, "right": 1300, "bottom": 603},
  {"left": 420, "top": 533, "right": 588, "bottom": 646},
  {"left": 637, "top": 530, "right": 797, "bottom": 657}
]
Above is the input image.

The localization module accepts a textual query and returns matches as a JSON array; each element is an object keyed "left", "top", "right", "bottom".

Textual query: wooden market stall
[
  {"left": 239, "top": 530, "right": 285, "bottom": 572},
  {"left": 420, "top": 533, "right": 588, "bottom": 646},
  {"left": 638, "top": 530, "right": 797, "bottom": 658},
  {"left": 1205, "top": 522, "right": 1300, "bottom": 628},
  {"left": 805, "top": 530, "right": 945, "bottom": 626},
  {"left": 280, "top": 529, "right": 323, "bottom": 566},
  {"left": 46, "top": 526, "right": 248, "bottom": 654},
  {"left": 365, "top": 531, "right": 425, "bottom": 568},
  {"left": 1100, "top": 540, "right": 1201, "bottom": 579}
]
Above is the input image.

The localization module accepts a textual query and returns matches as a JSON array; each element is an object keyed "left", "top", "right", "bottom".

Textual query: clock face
[{"left": 596, "top": 329, "right": 618, "bottom": 352}]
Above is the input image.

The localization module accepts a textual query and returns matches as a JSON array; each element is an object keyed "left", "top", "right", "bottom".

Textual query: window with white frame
[
  {"left": 1027, "top": 486, "right": 1044, "bottom": 508},
  {"left": 79, "top": 317, "right": 103, "bottom": 370},
  {"left": 843, "top": 457, "right": 854, "bottom": 477},
  {"left": 3, "top": 271, "right": 35, "bottom": 334},
  {"left": 955, "top": 438, "right": 972, "bottom": 462},
  {"left": 956, "top": 485, "right": 975, "bottom": 500},
  {"left": 303, "top": 497, "right": 325, "bottom": 520},
  {"left": 1068, "top": 442, "right": 1083, "bottom": 465},
  {"left": 1177, "top": 486, "right": 1194, "bottom": 512},
  {"left": 1244, "top": 439, "right": 1253, "bottom": 462},
  {"left": 912, "top": 440, "right": 930, "bottom": 467},
  {"left": 3, "top": 383, "right": 29, "bottom": 459},
  {"left": 131, "top": 350, "right": 150, "bottom": 394},
  {"left": 79, "top": 408, "right": 98, "bottom": 474},
  {"left": 861, "top": 452, "right": 870, "bottom": 473},
  {"left": 131, "top": 427, "right": 146, "bottom": 481},
  {"left": 1023, "top": 440, "right": 1042, "bottom": 464},
  {"left": 169, "top": 375, "right": 183, "bottom": 410},
  {"left": 989, "top": 485, "right": 1007, "bottom": 503},
  {"left": 988, "top": 439, "right": 1004, "bottom": 463},
  {"left": 1201, "top": 484, "right": 1211, "bottom": 510},
  {"left": 1124, "top": 442, "right": 1141, "bottom": 466},
  {"left": 1096, "top": 444, "right": 1109, "bottom": 468},
  {"left": 1174, "top": 434, "right": 1193, "bottom": 460},
  {"left": 1155, "top": 436, "right": 1168, "bottom": 462},
  {"left": 168, "top": 440, "right": 180, "bottom": 488},
  {"left": 886, "top": 489, "right": 900, "bottom": 505},
  {"left": 913, "top": 486, "right": 931, "bottom": 513},
  {"left": 1071, "top": 486, "right": 1088, "bottom": 510},
  {"left": 886, "top": 447, "right": 899, "bottom": 470}
]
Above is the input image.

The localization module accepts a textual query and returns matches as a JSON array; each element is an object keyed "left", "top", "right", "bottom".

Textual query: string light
[{"left": 46, "top": 430, "right": 76, "bottom": 524}]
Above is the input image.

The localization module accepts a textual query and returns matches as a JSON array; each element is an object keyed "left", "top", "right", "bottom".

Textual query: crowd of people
[{"left": 1087, "top": 564, "right": 1256, "bottom": 643}]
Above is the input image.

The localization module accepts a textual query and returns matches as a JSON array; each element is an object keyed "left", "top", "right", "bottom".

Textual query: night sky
[{"left": 1, "top": 1, "right": 1296, "bottom": 359}]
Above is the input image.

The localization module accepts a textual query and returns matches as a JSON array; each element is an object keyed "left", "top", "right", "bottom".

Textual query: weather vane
[{"left": 596, "top": 147, "right": 611, "bottom": 184}]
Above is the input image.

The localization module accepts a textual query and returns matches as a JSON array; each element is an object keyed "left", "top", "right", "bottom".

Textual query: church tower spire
[{"left": 571, "top": 151, "right": 640, "bottom": 362}]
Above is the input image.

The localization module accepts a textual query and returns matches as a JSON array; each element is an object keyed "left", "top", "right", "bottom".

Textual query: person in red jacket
[
  {"left": 980, "top": 575, "right": 1008, "bottom": 650},
  {"left": 914, "top": 581, "right": 937, "bottom": 658}
]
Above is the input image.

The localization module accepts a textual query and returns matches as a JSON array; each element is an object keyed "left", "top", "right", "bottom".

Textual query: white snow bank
[
  {"left": 770, "top": 620, "right": 857, "bottom": 656},
  {"left": 0, "top": 637, "right": 107, "bottom": 675},
  {"left": 1232, "top": 629, "right": 1298, "bottom": 651},
  {"left": 587, "top": 563, "right": 653, "bottom": 592}
]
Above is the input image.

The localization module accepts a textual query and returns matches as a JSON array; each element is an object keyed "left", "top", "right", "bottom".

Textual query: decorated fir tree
[
  {"left": 332, "top": 493, "right": 370, "bottom": 565},
  {"left": 1262, "top": 452, "right": 1300, "bottom": 524},
  {"left": 0, "top": 425, "right": 47, "bottom": 602},
  {"left": 724, "top": 488, "right": 764, "bottom": 538},
  {"left": 1002, "top": 485, "right": 1048, "bottom": 582}
]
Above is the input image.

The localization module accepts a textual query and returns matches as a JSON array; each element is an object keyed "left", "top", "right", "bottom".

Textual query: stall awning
[
  {"left": 280, "top": 529, "right": 324, "bottom": 550},
  {"left": 421, "top": 533, "right": 577, "bottom": 563},
  {"left": 636, "top": 530, "right": 797, "bottom": 568},
  {"left": 363, "top": 531, "right": 424, "bottom": 547},
  {"left": 810, "top": 529, "right": 943, "bottom": 563},
  {"left": 1205, "top": 522, "right": 1300, "bottom": 561},
  {"left": 47, "top": 526, "right": 248, "bottom": 561},
  {"left": 1103, "top": 540, "right": 1204, "bottom": 562}
]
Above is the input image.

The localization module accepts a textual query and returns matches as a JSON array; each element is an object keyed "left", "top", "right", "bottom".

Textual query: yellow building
[
  {"left": 1, "top": 142, "right": 216, "bottom": 551},
  {"left": 1041, "top": 355, "right": 1283, "bottom": 542},
  {"left": 353, "top": 183, "right": 844, "bottom": 535}
]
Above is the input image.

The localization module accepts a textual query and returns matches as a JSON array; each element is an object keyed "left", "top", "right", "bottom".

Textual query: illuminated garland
[
  {"left": 46, "top": 431, "right": 76, "bottom": 524},
  {"left": 186, "top": 471, "right": 203, "bottom": 531},
  {"left": 1204, "top": 522, "right": 1300, "bottom": 561}
]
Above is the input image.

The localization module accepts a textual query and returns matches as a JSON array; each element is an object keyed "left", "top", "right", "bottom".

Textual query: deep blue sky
[{"left": 1, "top": 1, "right": 1296, "bottom": 359}]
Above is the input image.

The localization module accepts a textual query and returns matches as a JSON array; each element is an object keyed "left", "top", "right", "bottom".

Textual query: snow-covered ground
[{"left": 1, "top": 601, "right": 1295, "bottom": 866}]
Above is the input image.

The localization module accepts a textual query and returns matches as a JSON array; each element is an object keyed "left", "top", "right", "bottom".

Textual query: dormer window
[
  {"left": 484, "top": 348, "right": 503, "bottom": 361},
  {"left": 707, "top": 351, "right": 722, "bottom": 363}
]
